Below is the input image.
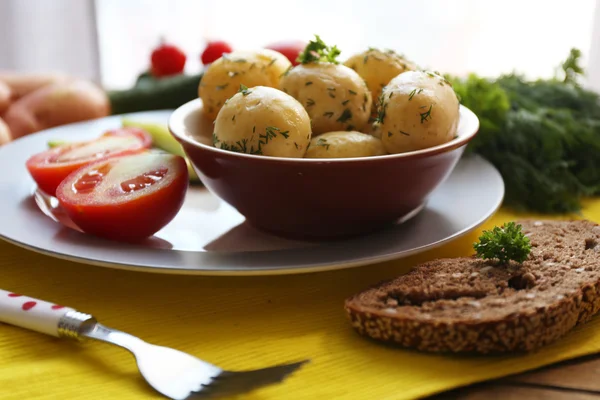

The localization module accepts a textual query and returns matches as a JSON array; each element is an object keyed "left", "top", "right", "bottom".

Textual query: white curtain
[
  {"left": 0, "top": 0, "right": 100, "bottom": 82},
  {"left": 0, "top": 0, "right": 599, "bottom": 91}
]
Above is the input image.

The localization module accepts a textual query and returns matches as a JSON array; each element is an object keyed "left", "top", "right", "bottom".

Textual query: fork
[{"left": 0, "top": 289, "right": 309, "bottom": 399}]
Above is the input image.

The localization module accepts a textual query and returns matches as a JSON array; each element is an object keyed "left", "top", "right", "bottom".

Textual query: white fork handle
[{"left": 0, "top": 288, "right": 76, "bottom": 337}]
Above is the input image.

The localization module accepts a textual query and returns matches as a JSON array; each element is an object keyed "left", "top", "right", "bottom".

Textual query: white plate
[{"left": 0, "top": 110, "right": 504, "bottom": 276}]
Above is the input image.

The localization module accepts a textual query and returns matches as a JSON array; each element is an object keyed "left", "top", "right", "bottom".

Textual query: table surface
[
  {"left": 432, "top": 354, "right": 600, "bottom": 399},
  {"left": 1, "top": 198, "right": 600, "bottom": 400}
]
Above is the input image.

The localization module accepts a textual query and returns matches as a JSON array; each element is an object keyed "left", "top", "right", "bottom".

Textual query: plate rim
[
  {"left": 0, "top": 193, "right": 502, "bottom": 276},
  {"left": 0, "top": 111, "right": 505, "bottom": 276}
]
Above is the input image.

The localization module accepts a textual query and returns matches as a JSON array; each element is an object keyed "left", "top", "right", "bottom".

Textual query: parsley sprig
[
  {"left": 297, "top": 35, "right": 341, "bottom": 64},
  {"left": 473, "top": 222, "right": 532, "bottom": 264}
]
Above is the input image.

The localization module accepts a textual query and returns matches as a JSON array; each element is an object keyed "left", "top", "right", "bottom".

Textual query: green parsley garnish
[
  {"left": 297, "top": 35, "right": 341, "bottom": 64},
  {"left": 473, "top": 222, "right": 532, "bottom": 264}
]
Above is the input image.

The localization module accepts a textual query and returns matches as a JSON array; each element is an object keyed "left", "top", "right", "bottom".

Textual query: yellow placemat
[{"left": 1, "top": 199, "right": 599, "bottom": 400}]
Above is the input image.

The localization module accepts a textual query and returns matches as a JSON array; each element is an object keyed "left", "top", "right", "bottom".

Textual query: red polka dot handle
[{"left": 0, "top": 288, "right": 75, "bottom": 336}]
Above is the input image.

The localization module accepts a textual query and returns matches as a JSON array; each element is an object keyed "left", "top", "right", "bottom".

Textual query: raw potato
[
  {"left": 0, "top": 117, "right": 11, "bottom": 145},
  {"left": 305, "top": 131, "right": 386, "bottom": 159},
  {"left": 3, "top": 79, "right": 110, "bottom": 139},
  {"left": 0, "top": 72, "right": 69, "bottom": 100},
  {"left": 0, "top": 81, "right": 11, "bottom": 114},
  {"left": 199, "top": 49, "right": 292, "bottom": 120},
  {"left": 213, "top": 86, "right": 311, "bottom": 158},
  {"left": 379, "top": 70, "right": 459, "bottom": 154},
  {"left": 280, "top": 63, "right": 372, "bottom": 135},
  {"left": 344, "top": 48, "right": 416, "bottom": 109}
]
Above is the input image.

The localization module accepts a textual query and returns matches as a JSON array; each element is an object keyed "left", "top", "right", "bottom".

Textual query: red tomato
[
  {"left": 56, "top": 152, "right": 188, "bottom": 242},
  {"left": 265, "top": 40, "right": 307, "bottom": 66},
  {"left": 151, "top": 43, "right": 187, "bottom": 77},
  {"left": 26, "top": 127, "right": 152, "bottom": 196},
  {"left": 201, "top": 40, "right": 233, "bottom": 65}
]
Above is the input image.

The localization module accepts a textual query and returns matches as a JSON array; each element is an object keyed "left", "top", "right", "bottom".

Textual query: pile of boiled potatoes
[{"left": 199, "top": 36, "right": 460, "bottom": 159}]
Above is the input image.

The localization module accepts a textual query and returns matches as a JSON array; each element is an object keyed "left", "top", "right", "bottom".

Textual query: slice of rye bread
[{"left": 345, "top": 220, "right": 600, "bottom": 353}]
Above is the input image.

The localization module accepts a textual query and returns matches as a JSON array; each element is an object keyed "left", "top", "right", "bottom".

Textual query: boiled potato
[
  {"left": 344, "top": 48, "right": 417, "bottom": 107},
  {"left": 367, "top": 121, "right": 383, "bottom": 139},
  {"left": 213, "top": 86, "right": 311, "bottom": 158},
  {"left": 199, "top": 49, "right": 292, "bottom": 120},
  {"left": 305, "top": 131, "right": 386, "bottom": 159},
  {"left": 279, "top": 62, "right": 372, "bottom": 135},
  {"left": 378, "top": 70, "right": 459, "bottom": 154}
]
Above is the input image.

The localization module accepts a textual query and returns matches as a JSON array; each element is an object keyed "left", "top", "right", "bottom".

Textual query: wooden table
[{"left": 431, "top": 355, "right": 600, "bottom": 399}]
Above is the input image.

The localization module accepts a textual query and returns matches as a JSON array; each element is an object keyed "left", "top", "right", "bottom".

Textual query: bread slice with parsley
[{"left": 344, "top": 220, "right": 600, "bottom": 353}]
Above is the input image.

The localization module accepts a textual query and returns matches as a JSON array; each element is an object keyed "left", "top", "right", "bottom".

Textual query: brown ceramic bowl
[{"left": 169, "top": 99, "right": 479, "bottom": 240}]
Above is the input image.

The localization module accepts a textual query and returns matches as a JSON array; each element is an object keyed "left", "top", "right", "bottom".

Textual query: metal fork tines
[
  {"left": 189, "top": 362, "right": 309, "bottom": 399},
  {"left": 66, "top": 311, "right": 308, "bottom": 399}
]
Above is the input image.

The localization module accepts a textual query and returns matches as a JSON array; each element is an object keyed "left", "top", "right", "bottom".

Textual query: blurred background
[
  {"left": 1, "top": 0, "right": 599, "bottom": 91},
  {"left": 0, "top": 0, "right": 598, "bottom": 215}
]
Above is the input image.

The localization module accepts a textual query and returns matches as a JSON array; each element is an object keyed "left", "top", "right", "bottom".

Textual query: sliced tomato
[
  {"left": 26, "top": 127, "right": 152, "bottom": 196},
  {"left": 56, "top": 152, "right": 188, "bottom": 242}
]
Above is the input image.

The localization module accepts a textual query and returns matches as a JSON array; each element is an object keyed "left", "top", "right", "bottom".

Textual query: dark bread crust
[{"left": 345, "top": 220, "right": 600, "bottom": 353}]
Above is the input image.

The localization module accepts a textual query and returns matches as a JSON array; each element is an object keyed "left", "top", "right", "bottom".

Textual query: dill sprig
[
  {"left": 420, "top": 104, "right": 433, "bottom": 123},
  {"left": 238, "top": 84, "right": 252, "bottom": 96},
  {"left": 337, "top": 109, "right": 353, "bottom": 123}
]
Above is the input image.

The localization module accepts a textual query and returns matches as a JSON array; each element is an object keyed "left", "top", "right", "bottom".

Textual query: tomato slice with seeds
[
  {"left": 26, "top": 127, "right": 152, "bottom": 196},
  {"left": 56, "top": 152, "right": 188, "bottom": 242}
]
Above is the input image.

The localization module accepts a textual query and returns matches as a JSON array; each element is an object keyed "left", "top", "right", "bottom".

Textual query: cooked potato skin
[
  {"left": 305, "top": 131, "right": 386, "bottom": 159},
  {"left": 213, "top": 86, "right": 311, "bottom": 158},
  {"left": 199, "top": 49, "right": 292, "bottom": 120},
  {"left": 344, "top": 48, "right": 416, "bottom": 107},
  {"left": 279, "top": 63, "right": 372, "bottom": 135},
  {"left": 378, "top": 70, "right": 459, "bottom": 154}
]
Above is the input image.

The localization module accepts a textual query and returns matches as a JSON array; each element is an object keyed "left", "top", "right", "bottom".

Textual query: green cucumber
[
  {"left": 108, "top": 73, "right": 203, "bottom": 115},
  {"left": 48, "top": 140, "right": 68, "bottom": 148},
  {"left": 46, "top": 121, "right": 201, "bottom": 184},
  {"left": 121, "top": 119, "right": 201, "bottom": 183}
]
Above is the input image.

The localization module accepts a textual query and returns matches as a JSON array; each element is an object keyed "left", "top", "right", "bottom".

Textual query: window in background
[{"left": 95, "top": 0, "right": 598, "bottom": 90}]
